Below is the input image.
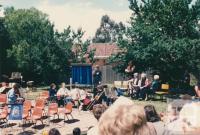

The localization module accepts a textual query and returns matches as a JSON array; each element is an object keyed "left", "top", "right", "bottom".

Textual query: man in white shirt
[
  {"left": 57, "top": 83, "right": 70, "bottom": 96},
  {"left": 57, "top": 83, "right": 72, "bottom": 106}
]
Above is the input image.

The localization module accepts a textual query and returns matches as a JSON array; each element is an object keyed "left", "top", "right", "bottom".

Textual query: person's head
[
  {"left": 141, "top": 73, "right": 147, "bottom": 79},
  {"left": 61, "top": 82, "right": 66, "bottom": 88},
  {"left": 133, "top": 73, "right": 139, "bottom": 78},
  {"left": 48, "top": 128, "right": 61, "bottom": 135},
  {"left": 95, "top": 65, "right": 99, "bottom": 70},
  {"left": 98, "top": 97, "right": 156, "bottom": 135},
  {"left": 13, "top": 83, "right": 19, "bottom": 92},
  {"left": 2, "top": 82, "right": 7, "bottom": 87},
  {"left": 196, "top": 81, "right": 200, "bottom": 90},
  {"left": 92, "top": 104, "right": 107, "bottom": 120},
  {"left": 179, "top": 103, "right": 200, "bottom": 134},
  {"left": 153, "top": 75, "right": 159, "bottom": 81},
  {"left": 144, "top": 105, "right": 160, "bottom": 122},
  {"left": 73, "top": 127, "right": 81, "bottom": 135},
  {"left": 50, "top": 83, "right": 56, "bottom": 89}
]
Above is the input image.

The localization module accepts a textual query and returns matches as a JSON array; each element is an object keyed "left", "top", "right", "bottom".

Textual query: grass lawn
[{"left": 132, "top": 99, "right": 167, "bottom": 113}]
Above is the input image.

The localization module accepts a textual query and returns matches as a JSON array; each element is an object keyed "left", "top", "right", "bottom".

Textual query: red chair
[
  {"left": 23, "top": 109, "right": 30, "bottom": 123},
  {"left": 23, "top": 100, "right": 32, "bottom": 111},
  {"left": 0, "top": 94, "right": 7, "bottom": 106},
  {"left": 0, "top": 106, "right": 8, "bottom": 122},
  {"left": 29, "top": 108, "right": 43, "bottom": 126},
  {"left": 23, "top": 100, "right": 32, "bottom": 123},
  {"left": 39, "top": 91, "right": 49, "bottom": 101},
  {"left": 48, "top": 103, "right": 59, "bottom": 121},
  {"left": 63, "top": 103, "right": 73, "bottom": 120},
  {"left": 35, "top": 99, "right": 46, "bottom": 116}
]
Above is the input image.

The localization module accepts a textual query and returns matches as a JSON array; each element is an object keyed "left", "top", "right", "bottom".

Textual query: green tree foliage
[
  {"left": 92, "top": 15, "right": 126, "bottom": 43},
  {"left": 4, "top": 8, "right": 80, "bottom": 84},
  {"left": 110, "top": 0, "right": 200, "bottom": 83},
  {"left": 0, "top": 7, "right": 12, "bottom": 81}
]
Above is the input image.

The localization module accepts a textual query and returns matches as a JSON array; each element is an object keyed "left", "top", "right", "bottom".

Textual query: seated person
[
  {"left": 73, "top": 127, "right": 81, "bottom": 135},
  {"left": 138, "top": 73, "right": 150, "bottom": 100},
  {"left": 194, "top": 81, "right": 200, "bottom": 97},
  {"left": 144, "top": 105, "right": 164, "bottom": 135},
  {"left": 87, "top": 104, "right": 107, "bottom": 135},
  {"left": 163, "top": 102, "right": 200, "bottom": 135},
  {"left": 71, "top": 87, "right": 81, "bottom": 106},
  {"left": 128, "top": 73, "right": 140, "bottom": 98},
  {"left": 0, "top": 82, "right": 7, "bottom": 93},
  {"left": 146, "top": 75, "right": 160, "bottom": 100},
  {"left": 57, "top": 82, "right": 72, "bottom": 106},
  {"left": 98, "top": 97, "right": 157, "bottom": 135},
  {"left": 7, "top": 83, "right": 20, "bottom": 105},
  {"left": 105, "top": 87, "right": 118, "bottom": 106},
  {"left": 71, "top": 87, "right": 80, "bottom": 101},
  {"left": 49, "top": 83, "right": 57, "bottom": 102}
]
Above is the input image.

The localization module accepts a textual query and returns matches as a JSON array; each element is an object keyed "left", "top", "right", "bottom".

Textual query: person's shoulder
[{"left": 87, "top": 126, "right": 99, "bottom": 135}]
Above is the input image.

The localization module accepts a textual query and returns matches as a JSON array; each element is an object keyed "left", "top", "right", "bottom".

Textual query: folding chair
[
  {"left": 63, "top": 103, "right": 73, "bottom": 120},
  {"left": 35, "top": 99, "right": 46, "bottom": 116},
  {"left": 0, "top": 106, "right": 8, "bottom": 122},
  {"left": 30, "top": 108, "right": 43, "bottom": 126},
  {"left": 155, "top": 84, "right": 169, "bottom": 100},
  {"left": 48, "top": 103, "right": 59, "bottom": 121},
  {"left": 0, "top": 94, "right": 7, "bottom": 107}
]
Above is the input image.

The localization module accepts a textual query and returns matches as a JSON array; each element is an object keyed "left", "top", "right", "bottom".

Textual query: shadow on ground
[
  {"left": 64, "top": 119, "right": 80, "bottom": 124},
  {"left": 17, "top": 130, "right": 35, "bottom": 135}
]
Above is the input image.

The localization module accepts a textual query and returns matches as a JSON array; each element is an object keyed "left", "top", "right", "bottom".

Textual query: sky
[{"left": 0, "top": 0, "right": 132, "bottom": 39}]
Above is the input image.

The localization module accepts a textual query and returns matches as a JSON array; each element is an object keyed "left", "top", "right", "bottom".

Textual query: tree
[
  {"left": 110, "top": 0, "right": 200, "bottom": 84},
  {"left": 4, "top": 8, "right": 79, "bottom": 84},
  {"left": 92, "top": 15, "right": 126, "bottom": 43},
  {"left": 0, "top": 6, "right": 12, "bottom": 81}
]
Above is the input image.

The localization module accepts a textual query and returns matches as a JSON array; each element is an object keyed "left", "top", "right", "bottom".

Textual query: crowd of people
[
  {"left": 2, "top": 65, "right": 200, "bottom": 135},
  {"left": 45, "top": 96, "right": 200, "bottom": 135},
  {"left": 48, "top": 82, "right": 90, "bottom": 109},
  {"left": 127, "top": 73, "right": 160, "bottom": 101}
]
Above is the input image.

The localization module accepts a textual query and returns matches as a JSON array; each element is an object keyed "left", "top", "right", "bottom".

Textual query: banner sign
[{"left": 9, "top": 104, "right": 23, "bottom": 121}]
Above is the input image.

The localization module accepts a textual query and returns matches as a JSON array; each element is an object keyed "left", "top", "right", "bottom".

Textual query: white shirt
[
  {"left": 57, "top": 88, "right": 70, "bottom": 96},
  {"left": 71, "top": 88, "right": 80, "bottom": 100},
  {"left": 79, "top": 89, "right": 87, "bottom": 100}
]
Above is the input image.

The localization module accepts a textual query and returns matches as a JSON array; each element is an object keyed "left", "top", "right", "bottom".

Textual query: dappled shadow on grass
[{"left": 64, "top": 119, "right": 80, "bottom": 124}]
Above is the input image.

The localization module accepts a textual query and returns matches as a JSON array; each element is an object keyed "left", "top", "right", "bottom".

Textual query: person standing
[
  {"left": 93, "top": 65, "right": 102, "bottom": 97},
  {"left": 7, "top": 83, "right": 20, "bottom": 105}
]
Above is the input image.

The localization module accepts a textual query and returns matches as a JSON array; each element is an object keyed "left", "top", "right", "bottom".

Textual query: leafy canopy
[
  {"left": 4, "top": 8, "right": 82, "bottom": 84},
  {"left": 110, "top": 0, "right": 200, "bottom": 83}
]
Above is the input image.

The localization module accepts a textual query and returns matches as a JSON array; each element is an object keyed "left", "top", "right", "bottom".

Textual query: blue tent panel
[{"left": 72, "top": 64, "right": 92, "bottom": 85}]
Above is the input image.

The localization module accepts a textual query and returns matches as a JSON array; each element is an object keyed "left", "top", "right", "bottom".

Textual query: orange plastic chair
[
  {"left": 0, "top": 94, "right": 7, "bottom": 106},
  {"left": 64, "top": 103, "right": 73, "bottom": 120},
  {"left": 23, "top": 100, "right": 32, "bottom": 111},
  {"left": 40, "top": 91, "right": 49, "bottom": 101},
  {"left": 0, "top": 106, "right": 8, "bottom": 122},
  {"left": 48, "top": 103, "right": 59, "bottom": 121},
  {"left": 35, "top": 99, "right": 46, "bottom": 116},
  {"left": 22, "top": 109, "right": 30, "bottom": 123},
  {"left": 30, "top": 108, "right": 43, "bottom": 126}
]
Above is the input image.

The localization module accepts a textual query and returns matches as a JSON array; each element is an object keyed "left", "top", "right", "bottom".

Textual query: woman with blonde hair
[
  {"left": 138, "top": 73, "right": 150, "bottom": 100},
  {"left": 98, "top": 97, "right": 156, "bottom": 135}
]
